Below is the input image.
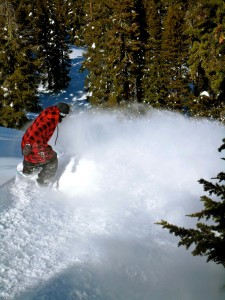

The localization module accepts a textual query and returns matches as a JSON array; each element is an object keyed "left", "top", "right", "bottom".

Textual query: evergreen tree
[
  {"left": 186, "top": 0, "right": 225, "bottom": 120},
  {"left": 81, "top": 0, "right": 144, "bottom": 107},
  {"left": 80, "top": 0, "right": 114, "bottom": 105},
  {"left": 68, "top": 0, "right": 86, "bottom": 46},
  {"left": 33, "top": 0, "right": 71, "bottom": 91},
  {"left": 0, "top": 0, "right": 39, "bottom": 128},
  {"left": 160, "top": 1, "right": 191, "bottom": 111},
  {"left": 157, "top": 138, "right": 225, "bottom": 267},
  {"left": 0, "top": 0, "right": 73, "bottom": 128},
  {"left": 14, "top": 0, "right": 41, "bottom": 110},
  {"left": 74, "top": 0, "right": 225, "bottom": 120},
  {"left": 142, "top": 0, "right": 164, "bottom": 107}
]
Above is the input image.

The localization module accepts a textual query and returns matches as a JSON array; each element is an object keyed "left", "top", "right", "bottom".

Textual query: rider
[{"left": 21, "top": 102, "right": 70, "bottom": 186}]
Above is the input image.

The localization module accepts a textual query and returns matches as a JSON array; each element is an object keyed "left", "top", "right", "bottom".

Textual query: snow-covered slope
[{"left": 0, "top": 47, "right": 225, "bottom": 300}]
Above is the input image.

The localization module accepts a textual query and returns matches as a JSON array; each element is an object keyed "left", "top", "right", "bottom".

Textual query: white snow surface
[{"left": 0, "top": 47, "right": 225, "bottom": 300}]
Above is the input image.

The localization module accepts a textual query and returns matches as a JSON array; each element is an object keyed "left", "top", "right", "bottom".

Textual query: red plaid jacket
[{"left": 21, "top": 106, "right": 60, "bottom": 163}]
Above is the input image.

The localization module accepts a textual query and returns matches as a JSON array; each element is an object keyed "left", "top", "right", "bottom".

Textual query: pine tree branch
[
  {"left": 218, "top": 138, "right": 225, "bottom": 152},
  {"left": 156, "top": 220, "right": 225, "bottom": 266},
  {"left": 156, "top": 138, "right": 225, "bottom": 267},
  {"left": 188, "top": 195, "right": 225, "bottom": 221},
  {"left": 212, "top": 172, "right": 225, "bottom": 182},
  {"left": 198, "top": 179, "right": 225, "bottom": 198}
]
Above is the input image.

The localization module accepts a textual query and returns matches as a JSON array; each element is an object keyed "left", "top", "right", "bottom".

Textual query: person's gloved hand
[
  {"left": 59, "top": 115, "right": 65, "bottom": 123},
  {"left": 22, "top": 144, "right": 32, "bottom": 156}
]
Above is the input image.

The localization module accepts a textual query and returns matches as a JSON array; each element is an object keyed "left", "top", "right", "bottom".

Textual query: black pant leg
[
  {"left": 37, "top": 155, "right": 58, "bottom": 184},
  {"left": 23, "top": 159, "right": 37, "bottom": 174}
]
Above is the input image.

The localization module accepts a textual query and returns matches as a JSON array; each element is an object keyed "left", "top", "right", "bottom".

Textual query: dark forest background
[{"left": 0, "top": 0, "right": 225, "bottom": 128}]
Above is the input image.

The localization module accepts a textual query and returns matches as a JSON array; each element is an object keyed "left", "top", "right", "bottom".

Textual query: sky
[{"left": 0, "top": 46, "right": 225, "bottom": 300}]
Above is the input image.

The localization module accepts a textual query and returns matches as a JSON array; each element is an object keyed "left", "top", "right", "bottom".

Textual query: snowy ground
[{"left": 0, "top": 47, "right": 225, "bottom": 300}]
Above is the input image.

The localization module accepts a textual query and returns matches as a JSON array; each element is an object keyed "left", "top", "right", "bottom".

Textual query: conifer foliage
[
  {"left": 157, "top": 139, "right": 225, "bottom": 267},
  {"left": 1, "top": 0, "right": 225, "bottom": 128},
  {"left": 34, "top": 0, "right": 71, "bottom": 91},
  {"left": 142, "top": 0, "right": 164, "bottom": 107},
  {"left": 0, "top": 0, "right": 36, "bottom": 128},
  {"left": 81, "top": 0, "right": 144, "bottom": 106},
  {"left": 185, "top": 0, "right": 225, "bottom": 119},
  {"left": 0, "top": 0, "right": 71, "bottom": 128},
  {"left": 160, "top": 1, "right": 190, "bottom": 111},
  {"left": 78, "top": 0, "right": 225, "bottom": 120}
]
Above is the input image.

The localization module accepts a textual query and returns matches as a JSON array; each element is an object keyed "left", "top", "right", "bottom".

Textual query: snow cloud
[{"left": 1, "top": 108, "right": 225, "bottom": 299}]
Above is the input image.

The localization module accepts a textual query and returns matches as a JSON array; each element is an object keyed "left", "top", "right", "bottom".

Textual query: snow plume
[{"left": 1, "top": 109, "right": 225, "bottom": 299}]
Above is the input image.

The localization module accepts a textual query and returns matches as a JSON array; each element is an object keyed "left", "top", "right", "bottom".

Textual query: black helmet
[{"left": 57, "top": 102, "right": 70, "bottom": 115}]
